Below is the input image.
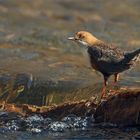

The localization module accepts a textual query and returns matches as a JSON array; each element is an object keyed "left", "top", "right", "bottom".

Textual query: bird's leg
[
  {"left": 109, "top": 73, "right": 120, "bottom": 96},
  {"left": 112, "top": 73, "right": 119, "bottom": 87},
  {"left": 101, "top": 76, "right": 108, "bottom": 99},
  {"left": 114, "top": 73, "right": 119, "bottom": 84}
]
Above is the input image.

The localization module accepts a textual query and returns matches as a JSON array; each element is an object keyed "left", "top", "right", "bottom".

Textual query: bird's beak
[{"left": 68, "top": 37, "right": 75, "bottom": 41}]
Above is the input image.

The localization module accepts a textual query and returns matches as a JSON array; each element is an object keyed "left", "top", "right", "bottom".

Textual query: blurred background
[{"left": 0, "top": 0, "right": 139, "bottom": 105}]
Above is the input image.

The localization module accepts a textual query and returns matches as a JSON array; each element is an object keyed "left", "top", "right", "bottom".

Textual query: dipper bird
[{"left": 68, "top": 31, "right": 140, "bottom": 98}]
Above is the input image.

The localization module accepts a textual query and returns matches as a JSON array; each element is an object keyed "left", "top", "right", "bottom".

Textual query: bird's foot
[
  {"left": 111, "top": 83, "right": 120, "bottom": 90},
  {"left": 97, "top": 96, "right": 108, "bottom": 104},
  {"left": 97, "top": 92, "right": 108, "bottom": 104},
  {"left": 108, "top": 89, "right": 119, "bottom": 96}
]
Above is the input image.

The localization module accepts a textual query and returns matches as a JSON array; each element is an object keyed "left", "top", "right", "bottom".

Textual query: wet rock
[
  {"left": 0, "top": 87, "right": 140, "bottom": 127},
  {"left": 40, "top": 100, "right": 97, "bottom": 119},
  {"left": 94, "top": 88, "right": 140, "bottom": 126}
]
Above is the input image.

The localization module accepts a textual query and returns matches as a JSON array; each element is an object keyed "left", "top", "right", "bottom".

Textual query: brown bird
[{"left": 68, "top": 31, "right": 140, "bottom": 98}]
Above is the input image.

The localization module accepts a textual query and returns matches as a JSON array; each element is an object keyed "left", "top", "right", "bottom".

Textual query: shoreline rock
[
  {"left": 0, "top": 87, "right": 140, "bottom": 126},
  {"left": 94, "top": 88, "right": 140, "bottom": 126}
]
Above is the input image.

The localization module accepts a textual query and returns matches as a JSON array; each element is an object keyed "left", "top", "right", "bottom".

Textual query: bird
[{"left": 68, "top": 31, "right": 140, "bottom": 99}]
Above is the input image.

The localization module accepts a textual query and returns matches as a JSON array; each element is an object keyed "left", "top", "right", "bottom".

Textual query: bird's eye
[
  {"left": 78, "top": 34, "right": 82, "bottom": 38},
  {"left": 78, "top": 34, "right": 84, "bottom": 39}
]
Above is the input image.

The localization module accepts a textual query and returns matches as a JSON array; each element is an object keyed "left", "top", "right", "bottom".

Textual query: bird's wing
[
  {"left": 87, "top": 42, "right": 132, "bottom": 75},
  {"left": 88, "top": 42, "right": 124, "bottom": 63}
]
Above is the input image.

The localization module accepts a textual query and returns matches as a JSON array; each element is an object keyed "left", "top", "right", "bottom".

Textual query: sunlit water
[{"left": 0, "top": 0, "right": 139, "bottom": 86}]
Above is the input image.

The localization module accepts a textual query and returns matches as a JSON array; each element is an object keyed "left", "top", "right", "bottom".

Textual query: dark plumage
[
  {"left": 88, "top": 42, "right": 140, "bottom": 76},
  {"left": 68, "top": 31, "right": 140, "bottom": 98}
]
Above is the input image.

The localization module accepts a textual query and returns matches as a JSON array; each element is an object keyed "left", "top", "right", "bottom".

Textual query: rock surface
[
  {"left": 94, "top": 88, "right": 140, "bottom": 126},
  {"left": 0, "top": 87, "right": 140, "bottom": 126},
  {"left": 0, "top": 99, "right": 97, "bottom": 118}
]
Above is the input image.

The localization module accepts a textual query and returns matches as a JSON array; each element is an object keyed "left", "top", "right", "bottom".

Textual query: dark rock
[
  {"left": 94, "top": 88, "right": 140, "bottom": 126},
  {"left": 0, "top": 87, "right": 140, "bottom": 126},
  {"left": 40, "top": 100, "right": 97, "bottom": 119}
]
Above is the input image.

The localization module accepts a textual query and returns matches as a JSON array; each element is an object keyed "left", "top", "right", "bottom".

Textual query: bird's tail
[{"left": 124, "top": 48, "right": 140, "bottom": 63}]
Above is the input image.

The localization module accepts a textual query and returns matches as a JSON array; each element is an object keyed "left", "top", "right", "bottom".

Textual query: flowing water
[
  {"left": 0, "top": 0, "right": 139, "bottom": 139},
  {"left": 0, "top": 113, "right": 140, "bottom": 140}
]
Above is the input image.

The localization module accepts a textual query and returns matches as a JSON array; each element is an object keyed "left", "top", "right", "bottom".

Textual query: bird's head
[{"left": 68, "top": 31, "right": 99, "bottom": 47}]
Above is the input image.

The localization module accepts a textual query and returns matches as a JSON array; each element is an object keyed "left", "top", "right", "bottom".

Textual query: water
[
  {"left": 0, "top": 0, "right": 139, "bottom": 86},
  {"left": 0, "top": 113, "right": 140, "bottom": 140},
  {"left": 1, "top": 128, "right": 140, "bottom": 140}
]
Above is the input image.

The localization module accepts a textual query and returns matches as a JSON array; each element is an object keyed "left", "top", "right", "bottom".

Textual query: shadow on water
[
  {"left": 0, "top": 73, "right": 139, "bottom": 107},
  {"left": 0, "top": 73, "right": 102, "bottom": 106}
]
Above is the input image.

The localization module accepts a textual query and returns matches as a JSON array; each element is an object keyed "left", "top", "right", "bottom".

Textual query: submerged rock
[{"left": 94, "top": 88, "right": 140, "bottom": 126}]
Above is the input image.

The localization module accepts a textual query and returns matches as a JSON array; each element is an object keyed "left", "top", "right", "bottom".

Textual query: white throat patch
[
  {"left": 76, "top": 40, "right": 90, "bottom": 67},
  {"left": 78, "top": 40, "right": 88, "bottom": 48}
]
